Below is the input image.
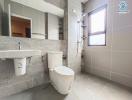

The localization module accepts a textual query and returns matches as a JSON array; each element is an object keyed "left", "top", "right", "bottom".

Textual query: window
[{"left": 88, "top": 5, "right": 107, "bottom": 46}]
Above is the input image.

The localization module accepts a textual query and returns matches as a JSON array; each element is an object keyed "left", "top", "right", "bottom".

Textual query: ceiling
[
  {"left": 81, "top": 0, "right": 88, "bottom": 3},
  {"left": 11, "top": 0, "right": 64, "bottom": 17},
  {"left": 11, "top": 0, "right": 87, "bottom": 17},
  {"left": 44, "top": 0, "right": 65, "bottom": 9}
]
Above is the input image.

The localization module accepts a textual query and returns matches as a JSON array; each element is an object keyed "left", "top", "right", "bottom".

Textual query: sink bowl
[
  {"left": 0, "top": 50, "right": 41, "bottom": 59},
  {"left": 0, "top": 50, "right": 42, "bottom": 76}
]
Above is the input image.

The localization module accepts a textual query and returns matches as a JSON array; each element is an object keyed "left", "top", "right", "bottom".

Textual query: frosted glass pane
[
  {"left": 90, "top": 9, "right": 106, "bottom": 33},
  {"left": 89, "top": 34, "right": 105, "bottom": 45}
]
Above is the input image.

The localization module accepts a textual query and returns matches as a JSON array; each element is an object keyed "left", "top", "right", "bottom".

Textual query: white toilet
[{"left": 48, "top": 51, "right": 74, "bottom": 95}]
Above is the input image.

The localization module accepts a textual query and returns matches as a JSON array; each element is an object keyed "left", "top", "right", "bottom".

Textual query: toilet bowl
[{"left": 48, "top": 52, "right": 74, "bottom": 95}]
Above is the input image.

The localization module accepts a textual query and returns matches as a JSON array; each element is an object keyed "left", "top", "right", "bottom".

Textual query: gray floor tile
[{"left": 1, "top": 73, "right": 132, "bottom": 100}]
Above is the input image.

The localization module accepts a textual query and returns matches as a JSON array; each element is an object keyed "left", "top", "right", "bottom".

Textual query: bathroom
[{"left": 0, "top": 0, "right": 132, "bottom": 100}]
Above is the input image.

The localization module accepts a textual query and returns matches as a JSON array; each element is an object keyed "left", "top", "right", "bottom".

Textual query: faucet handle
[{"left": 18, "top": 42, "right": 21, "bottom": 50}]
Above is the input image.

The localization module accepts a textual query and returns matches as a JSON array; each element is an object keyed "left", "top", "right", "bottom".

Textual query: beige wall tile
[
  {"left": 84, "top": 0, "right": 132, "bottom": 87},
  {"left": 112, "top": 0, "right": 132, "bottom": 30},
  {"left": 90, "top": 68, "right": 110, "bottom": 80},
  {"left": 111, "top": 72, "right": 132, "bottom": 88},
  {"left": 112, "top": 26, "right": 132, "bottom": 51},
  {"left": 91, "top": 51, "right": 111, "bottom": 71},
  {"left": 112, "top": 52, "right": 132, "bottom": 76}
]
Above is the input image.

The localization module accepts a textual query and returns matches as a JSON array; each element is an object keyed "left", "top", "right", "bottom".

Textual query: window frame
[{"left": 88, "top": 5, "right": 107, "bottom": 46}]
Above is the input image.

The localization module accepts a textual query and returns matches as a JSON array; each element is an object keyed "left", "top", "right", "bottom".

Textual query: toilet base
[
  {"left": 49, "top": 66, "right": 74, "bottom": 95},
  {"left": 50, "top": 81, "right": 72, "bottom": 95}
]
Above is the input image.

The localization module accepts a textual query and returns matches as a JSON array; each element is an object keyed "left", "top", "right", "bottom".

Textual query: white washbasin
[
  {"left": 0, "top": 50, "right": 42, "bottom": 76},
  {"left": 0, "top": 50, "right": 41, "bottom": 59}
]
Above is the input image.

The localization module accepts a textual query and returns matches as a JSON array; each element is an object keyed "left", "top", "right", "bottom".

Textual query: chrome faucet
[{"left": 18, "top": 42, "right": 21, "bottom": 50}]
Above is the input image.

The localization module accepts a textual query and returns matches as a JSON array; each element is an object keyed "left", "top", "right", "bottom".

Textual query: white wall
[
  {"left": 48, "top": 13, "right": 59, "bottom": 40},
  {"left": 83, "top": 0, "right": 132, "bottom": 88},
  {"left": 66, "top": 0, "right": 82, "bottom": 73},
  {"left": 44, "top": 0, "right": 65, "bottom": 9}
]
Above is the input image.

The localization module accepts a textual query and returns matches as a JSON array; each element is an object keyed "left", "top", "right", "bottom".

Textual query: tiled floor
[{"left": 1, "top": 73, "right": 132, "bottom": 100}]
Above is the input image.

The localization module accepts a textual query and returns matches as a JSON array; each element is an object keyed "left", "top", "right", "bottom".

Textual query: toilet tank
[{"left": 48, "top": 51, "right": 63, "bottom": 69}]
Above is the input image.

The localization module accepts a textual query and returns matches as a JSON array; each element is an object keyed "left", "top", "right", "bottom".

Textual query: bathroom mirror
[{"left": 0, "top": 0, "right": 65, "bottom": 40}]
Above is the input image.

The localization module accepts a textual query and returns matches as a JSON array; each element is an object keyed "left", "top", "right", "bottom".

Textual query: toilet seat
[{"left": 54, "top": 66, "right": 74, "bottom": 76}]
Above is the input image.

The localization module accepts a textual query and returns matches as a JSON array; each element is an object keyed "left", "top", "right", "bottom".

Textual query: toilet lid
[{"left": 54, "top": 66, "right": 74, "bottom": 76}]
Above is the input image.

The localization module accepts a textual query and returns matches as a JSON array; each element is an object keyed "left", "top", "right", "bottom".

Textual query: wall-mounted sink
[
  {"left": 0, "top": 50, "right": 41, "bottom": 59},
  {"left": 0, "top": 50, "right": 41, "bottom": 76}
]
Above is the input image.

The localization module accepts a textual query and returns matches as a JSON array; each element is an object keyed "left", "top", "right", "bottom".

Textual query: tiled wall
[
  {"left": 66, "top": 0, "right": 82, "bottom": 73},
  {"left": 0, "top": 36, "right": 66, "bottom": 97},
  {"left": 83, "top": 0, "right": 132, "bottom": 88}
]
